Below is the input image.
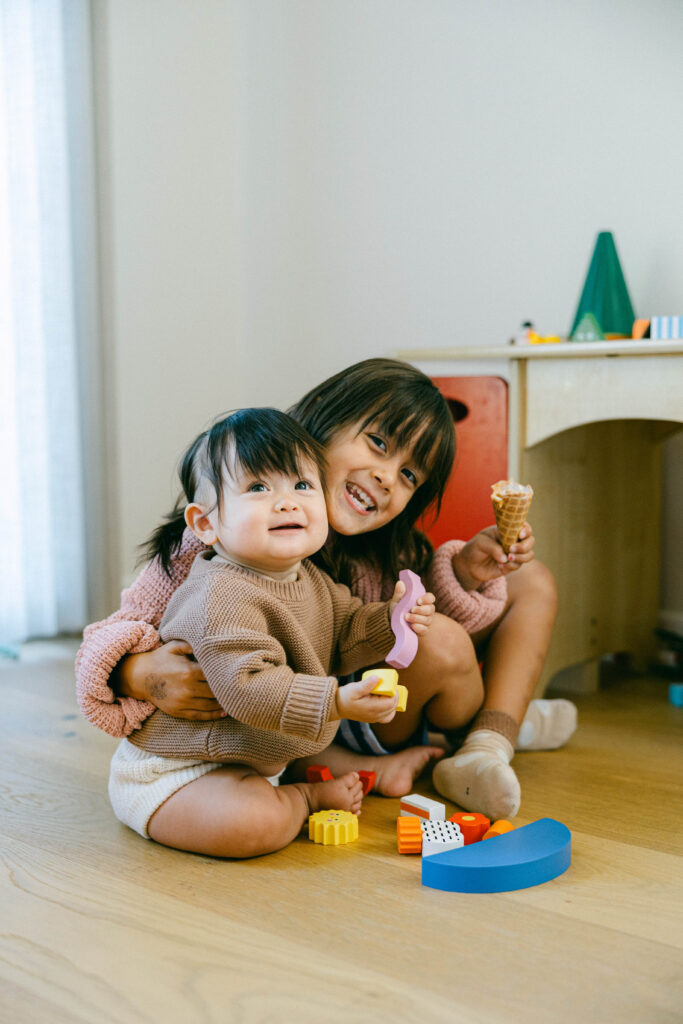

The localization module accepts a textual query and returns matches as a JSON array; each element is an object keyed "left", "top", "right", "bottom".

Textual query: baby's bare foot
[
  {"left": 374, "top": 745, "right": 443, "bottom": 798},
  {"left": 304, "top": 771, "right": 364, "bottom": 816}
]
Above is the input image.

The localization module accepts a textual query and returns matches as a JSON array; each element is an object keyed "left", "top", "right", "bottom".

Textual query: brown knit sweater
[{"left": 127, "top": 551, "right": 395, "bottom": 766}]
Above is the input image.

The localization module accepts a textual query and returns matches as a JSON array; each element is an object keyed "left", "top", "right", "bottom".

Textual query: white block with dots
[
  {"left": 421, "top": 820, "right": 465, "bottom": 858},
  {"left": 399, "top": 794, "right": 446, "bottom": 821}
]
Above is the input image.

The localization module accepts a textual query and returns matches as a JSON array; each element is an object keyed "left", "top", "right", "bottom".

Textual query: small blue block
[
  {"left": 669, "top": 684, "right": 683, "bottom": 707},
  {"left": 421, "top": 818, "right": 571, "bottom": 893}
]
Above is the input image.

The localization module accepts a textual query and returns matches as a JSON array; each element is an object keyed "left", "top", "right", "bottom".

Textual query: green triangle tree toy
[{"left": 570, "top": 231, "right": 635, "bottom": 339}]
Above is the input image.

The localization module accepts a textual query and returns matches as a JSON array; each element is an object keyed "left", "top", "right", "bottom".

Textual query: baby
[{"left": 107, "top": 408, "right": 434, "bottom": 858}]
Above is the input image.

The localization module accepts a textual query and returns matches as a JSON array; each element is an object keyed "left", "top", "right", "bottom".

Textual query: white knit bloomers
[{"left": 108, "top": 739, "right": 282, "bottom": 839}]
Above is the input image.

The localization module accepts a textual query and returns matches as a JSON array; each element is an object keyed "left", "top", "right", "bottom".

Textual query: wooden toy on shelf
[
  {"left": 651, "top": 315, "right": 683, "bottom": 340},
  {"left": 421, "top": 818, "right": 571, "bottom": 893},
  {"left": 400, "top": 793, "right": 446, "bottom": 821},
  {"left": 308, "top": 810, "right": 359, "bottom": 846}
]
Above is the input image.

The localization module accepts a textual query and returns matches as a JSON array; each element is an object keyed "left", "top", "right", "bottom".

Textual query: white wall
[{"left": 92, "top": 0, "right": 683, "bottom": 619}]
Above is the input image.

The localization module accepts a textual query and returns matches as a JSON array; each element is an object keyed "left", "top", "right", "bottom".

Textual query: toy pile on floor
[
  {"left": 305, "top": 567, "right": 571, "bottom": 891},
  {"left": 306, "top": 773, "right": 571, "bottom": 893}
]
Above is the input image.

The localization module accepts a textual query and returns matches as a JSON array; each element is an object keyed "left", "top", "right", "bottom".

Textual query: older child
[
  {"left": 108, "top": 408, "right": 436, "bottom": 857},
  {"left": 78, "top": 359, "right": 574, "bottom": 820}
]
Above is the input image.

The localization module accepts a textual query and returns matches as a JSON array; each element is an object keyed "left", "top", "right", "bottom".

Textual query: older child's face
[
  {"left": 205, "top": 458, "right": 329, "bottom": 573},
  {"left": 323, "top": 420, "right": 426, "bottom": 536}
]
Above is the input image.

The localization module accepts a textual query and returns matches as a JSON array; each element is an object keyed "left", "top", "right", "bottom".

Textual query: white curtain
[{"left": 0, "top": 0, "right": 91, "bottom": 644}]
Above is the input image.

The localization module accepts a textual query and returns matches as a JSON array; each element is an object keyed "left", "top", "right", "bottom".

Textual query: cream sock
[
  {"left": 515, "top": 699, "right": 578, "bottom": 751},
  {"left": 432, "top": 729, "right": 521, "bottom": 821}
]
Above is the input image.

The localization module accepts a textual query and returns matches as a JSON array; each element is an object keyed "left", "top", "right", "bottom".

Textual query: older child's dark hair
[
  {"left": 288, "top": 358, "right": 456, "bottom": 588},
  {"left": 140, "top": 408, "right": 327, "bottom": 577}
]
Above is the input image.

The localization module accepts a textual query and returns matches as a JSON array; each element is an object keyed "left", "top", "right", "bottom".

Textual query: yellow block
[
  {"left": 308, "top": 809, "right": 359, "bottom": 845},
  {"left": 396, "top": 685, "right": 408, "bottom": 712},
  {"left": 362, "top": 668, "right": 398, "bottom": 696}
]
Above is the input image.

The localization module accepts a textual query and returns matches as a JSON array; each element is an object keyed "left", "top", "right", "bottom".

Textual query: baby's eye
[
  {"left": 367, "top": 433, "right": 387, "bottom": 452},
  {"left": 401, "top": 467, "right": 418, "bottom": 487},
  {"left": 247, "top": 482, "right": 268, "bottom": 493},
  {"left": 294, "top": 479, "right": 313, "bottom": 491}
]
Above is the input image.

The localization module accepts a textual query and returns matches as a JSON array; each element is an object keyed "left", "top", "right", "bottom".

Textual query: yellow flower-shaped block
[{"left": 308, "top": 809, "right": 359, "bottom": 845}]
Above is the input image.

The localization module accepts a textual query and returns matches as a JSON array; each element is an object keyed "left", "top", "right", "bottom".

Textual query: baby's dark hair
[
  {"left": 288, "top": 358, "right": 456, "bottom": 586},
  {"left": 140, "top": 408, "right": 327, "bottom": 576}
]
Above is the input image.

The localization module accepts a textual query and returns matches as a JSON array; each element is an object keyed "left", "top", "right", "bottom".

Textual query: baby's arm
[
  {"left": 75, "top": 529, "right": 206, "bottom": 736},
  {"left": 325, "top": 576, "right": 435, "bottom": 676},
  {"left": 196, "top": 629, "right": 339, "bottom": 742}
]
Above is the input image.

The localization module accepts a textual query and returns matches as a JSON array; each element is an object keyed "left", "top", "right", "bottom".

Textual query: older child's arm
[
  {"left": 75, "top": 529, "right": 218, "bottom": 735},
  {"left": 425, "top": 538, "right": 510, "bottom": 634},
  {"left": 451, "top": 523, "right": 535, "bottom": 589}
]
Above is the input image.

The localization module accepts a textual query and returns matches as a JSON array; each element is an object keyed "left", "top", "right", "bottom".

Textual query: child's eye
[
  {"left": 367, "top": 433, "right": 387, "bottom": 452},
  {"left": 401, "top": 467, "right": 418, "bottom": 487},
  {"left": 247, "top": 482, "right": 268, "bottom": 493},
  {"left": 294, "top": 480, "right": 313, "bottom": 491}
]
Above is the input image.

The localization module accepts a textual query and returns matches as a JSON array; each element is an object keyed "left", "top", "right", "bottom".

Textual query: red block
[
  {"left": 305, "top": 765, "right": 333, "bottom": 783},
  {"left": 358, "top": 770, "right": 377, "bottom": 796}
]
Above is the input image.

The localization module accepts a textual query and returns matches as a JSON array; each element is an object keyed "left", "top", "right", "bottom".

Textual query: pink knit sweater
[{"left": 75, "top": 529, "right": 506, "bottom": 737}]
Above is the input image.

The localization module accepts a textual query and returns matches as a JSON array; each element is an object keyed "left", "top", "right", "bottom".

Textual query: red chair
[{"left": 422, "top": 377, "right": 508, "bottom": 545}]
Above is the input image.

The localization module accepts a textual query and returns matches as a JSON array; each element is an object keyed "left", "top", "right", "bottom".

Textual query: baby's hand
[
  {"left": 389, "top": 578, "right": 436, "bottom": 636},
  {"left": 333, "top": 673, "right": 399, "bottom": 724}
]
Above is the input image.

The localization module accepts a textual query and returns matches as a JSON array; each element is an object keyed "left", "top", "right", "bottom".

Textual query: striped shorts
[{"left": 336, "top": 675, "right": 429, "bottom": 755}]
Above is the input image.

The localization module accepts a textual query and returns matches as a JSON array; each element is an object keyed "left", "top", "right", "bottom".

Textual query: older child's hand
[
  {"left": 388, "top": 579, "right": 436, "bottom": 635},
  {"left": 113, "top": 642, "right": 225, "bottom": 721},
  {"left": 452, "top": 523, "right": 536, "bottom": 590},
  {"left": 332, "top": 674, "right": 400, "bottom": 724}
]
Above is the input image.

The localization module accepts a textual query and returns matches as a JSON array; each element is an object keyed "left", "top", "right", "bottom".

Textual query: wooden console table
[{"left": 398, "top": 340, "right": 683, "bottom": 693}]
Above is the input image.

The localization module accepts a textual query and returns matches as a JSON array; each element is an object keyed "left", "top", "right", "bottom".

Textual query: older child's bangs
[{"left": 360, "top": 401, "right": 451, "bottom": 480}]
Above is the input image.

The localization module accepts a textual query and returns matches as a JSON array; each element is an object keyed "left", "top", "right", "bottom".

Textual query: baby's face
[{"left": 208, "top": 458, "right": 328, "bottom": 574}]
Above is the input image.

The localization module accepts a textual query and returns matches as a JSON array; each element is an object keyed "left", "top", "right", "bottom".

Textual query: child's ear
[{"left": 184, "top": 503, "right": 217, "bottom": 545}]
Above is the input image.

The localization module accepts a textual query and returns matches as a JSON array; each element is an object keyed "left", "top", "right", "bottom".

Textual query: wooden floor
[{"left": 1, "top": 640, "right": 682, "bottom": 1024}]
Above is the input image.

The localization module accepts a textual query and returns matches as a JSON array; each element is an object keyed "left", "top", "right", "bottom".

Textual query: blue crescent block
[{"left": 421, "top": 818, "right": 571, "bottom": 893}]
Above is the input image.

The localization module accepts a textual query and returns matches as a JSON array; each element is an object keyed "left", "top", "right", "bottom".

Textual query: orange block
[
  {"left": 632, "top": 318, "right": 650, "bottom": 340},
  {"left": 397, "top": 815, "right": 423, "bottom": 854},
  {"left": 482, "top": 819, "right": 515, "bottom": 840},
  {"left": 448, "top": 811, "right": 490, "bottom": 844},
  {"left": 306, "top": 765, "right": 333, "bottom": 783},
  {"left": 358, "top": 770, "right": 376, "bottom": 796}
]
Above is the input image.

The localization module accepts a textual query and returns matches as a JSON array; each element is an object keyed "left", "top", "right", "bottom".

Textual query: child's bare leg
[
  {"left": 477, "top": 561, "right": 575, "bottom": 750},
  {"left": 433, "top": 561, "right": 574, "bottom": 819},
  {"left": 148, "top": 765, "right": 363, "bottom": 859},
  {"left": 475, "top": 560, "right": 559, "bottom": 724},
  {"left": 290, "top": 742, "right": 445, "bottom": 798}
]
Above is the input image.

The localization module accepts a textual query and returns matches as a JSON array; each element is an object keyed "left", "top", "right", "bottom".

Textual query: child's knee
[
  {"left": 428, "top": 614, "right": 481, "bottom": 674},
  {"left": 521, "top": 560, "right": 558, "bottom": 615},
  {"left": 424, "top": 616, "right": 484, "bottom": 710}
]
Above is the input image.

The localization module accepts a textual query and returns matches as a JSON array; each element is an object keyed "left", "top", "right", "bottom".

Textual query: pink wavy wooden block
[{"left": 386, "top": 569, "right": 426, "bottom": 669}]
